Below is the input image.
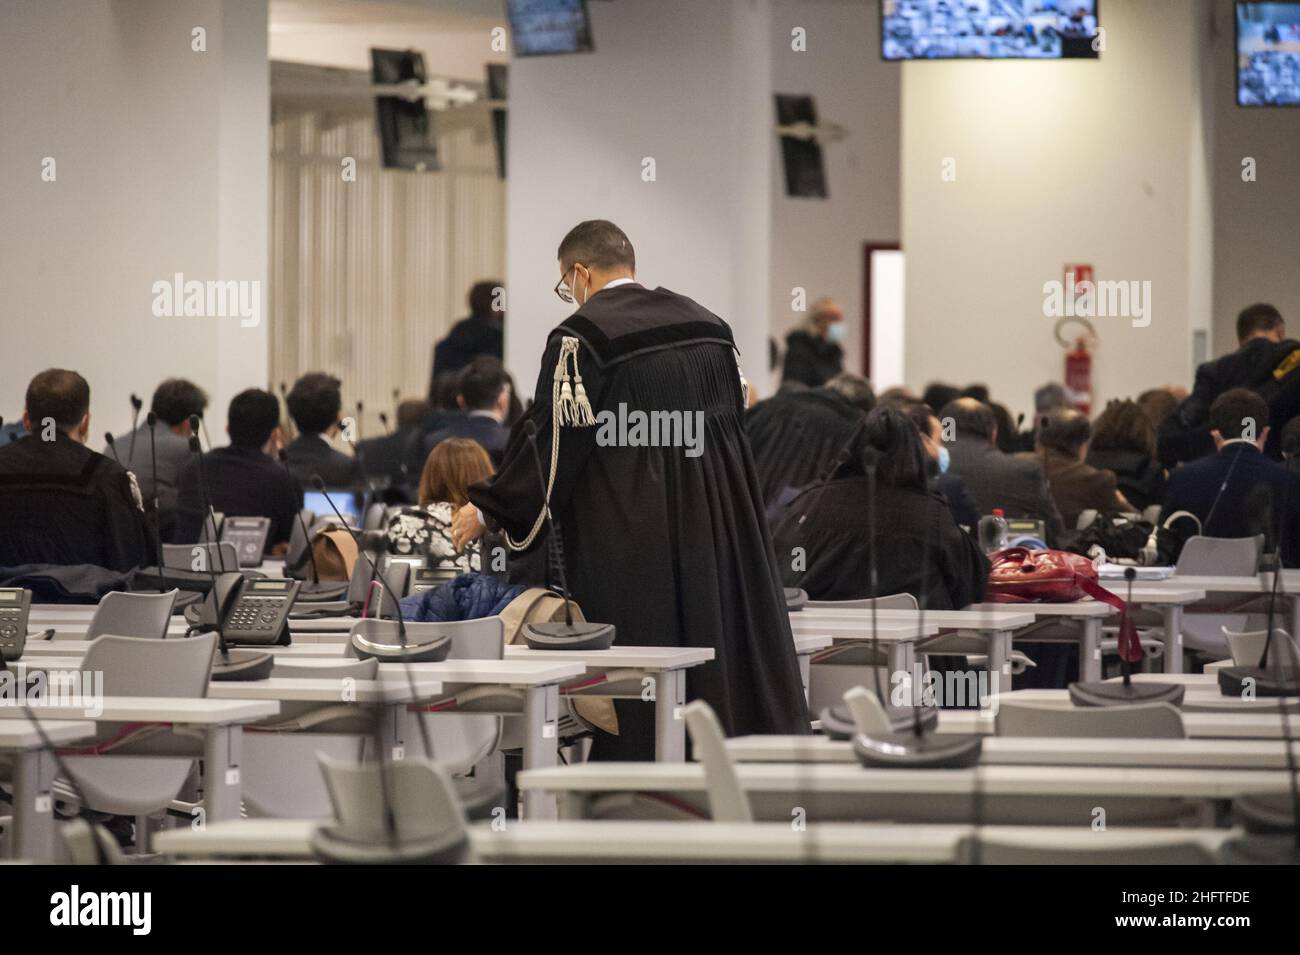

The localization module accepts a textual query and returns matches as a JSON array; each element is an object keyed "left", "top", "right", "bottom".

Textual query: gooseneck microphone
[
  {"left": 378, "top": 411, "right": 392, "bottom": 435},
  {"left": 104, "top": 432, "right": 122, "bottom": 465},
  {"left": 280, "top": 450, "right": 321, "bottom": 585},
  {"left": 189, "top": 430, "right": 228, "bottom": 575},
  {"left": 129, "top": 393, "right": 143, "bottom": 460},
  {"left": 146, "top": 413, "right": 167, "bottom": 594},
  {"left": 518, "top": 420, "right": 615, "bottom": 649}
]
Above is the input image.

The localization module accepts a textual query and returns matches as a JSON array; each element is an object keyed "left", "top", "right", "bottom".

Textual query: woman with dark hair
[
  {"left": 1087, "top": 398, "right": 1166, "bottom": 512},
  {"left": 772, "top": 405, "right": 989, "bottom": 609}
]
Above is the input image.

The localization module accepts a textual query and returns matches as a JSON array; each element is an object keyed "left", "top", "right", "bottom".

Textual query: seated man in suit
[
  {"left": 420, "top": 356, "right": 511, "bottom": 465},
  {"left": 284, "top": 372, "right": 363, "bottom": 489},
  {"left": 0, "top": 368, "right": 150, "bottom": 571},
  {"left": 1023, "top": 408, "right": 1132, "bottom": 530},
  {"left": 103, "top": 377, "right": 208, "bottom": 539},
  {"left": 1159, "top": 303, "right": 1300, "bottom": 466},
  {"left": 940, "top": 397, "right": 1065, "bottom": 546},
  {"left": 356, "top": 397, "right": 430, "bottom": 501},
  {"left": 174, "top": 389, "right": 302, "bottom": 550},
  {"left": 1160, "top": 388, "right": 1300, "bottom": 566}
]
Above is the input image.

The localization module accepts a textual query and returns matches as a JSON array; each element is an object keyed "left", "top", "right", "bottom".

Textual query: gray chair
[
  {"left": 996, "top": 700, "right": 1185, "bottom": 738},
  {"left": 160, "top": 542, "right": 239, "bottom": 574},
  {"left": 683, "top": 700, "right": 751, "bottom": 823},
  {"left": 1223, "top": 626, "right": 1300, "bottom": 668},
  {"left": 1174, "top": 535, "right": 1264, "bottom": 656},
  {"left": 62, "top": 632, "right": 217, "bottom": 853},
  {"left": 807, "top": 593, "right": 917, "bottom": 713},
  {"left": 86, "top": 590, "right": 178, "bottom": 641},
  {"left": 310, "top": 754, "right": 473, "bottom": 864},
  {"left": 271, "top": 657, "right": 379, "bottom": 680},
  {"left": 961, "top": 833, "right": 1216, "bottom": 864}
]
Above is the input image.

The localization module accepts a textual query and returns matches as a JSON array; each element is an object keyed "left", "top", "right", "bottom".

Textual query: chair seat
[{"left": 60, "top": 756, "right": 193, "bottom": 817}]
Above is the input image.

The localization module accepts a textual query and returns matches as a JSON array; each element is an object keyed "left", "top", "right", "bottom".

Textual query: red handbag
[{"left": 985, "top": 547, "right": 1142, "bottom": 663}]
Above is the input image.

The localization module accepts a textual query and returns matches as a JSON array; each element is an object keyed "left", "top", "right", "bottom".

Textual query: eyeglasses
[{"left": 554, "top": 264, "right": 584, "bottom": 304}]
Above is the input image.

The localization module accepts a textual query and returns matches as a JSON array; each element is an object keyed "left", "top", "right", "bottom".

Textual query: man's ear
[
  {"left": 79, "top": 412, "right": 91, "bottom": 441},
  {"left": 1210, "top": 428, "right": 1225, "bottom": 449},
  {"left": 456, "top": 395, "right": 466, "bottom": 410},
  {"left": 1259, "top": 425, "right": 1271, "bottom": 450},
  {"left": 989, "top": 425, "right": 998, "bottom": 447},
  {"left": 20, "top": 410, "right": 31, "bottom": 433}
]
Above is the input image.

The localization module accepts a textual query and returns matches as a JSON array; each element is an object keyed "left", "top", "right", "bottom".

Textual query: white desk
[
  {"left": 721, "top": 733, "right": 1300, "bottom": 769},
  {"left": 966, "top": 600, "right": 1114, "bottom": 682},
  {"left": 0, "top": 697, "right": 278, "bottom": 825},
  {"left": 152, "top": 817, "right": 1246, "bottom": 864},
  {"left": 1097, "top": 582, "right": 1210, "bottom": 675},
  {"left": 518, "top": 761, "right": 1294, "bottom": 823},
  {"left": 1165, "top": 572, "right": 1300, "bottom": 638},
  {"left": 937, "top": 707, "right": 1300, "bottom": 740},
  {"left": 1003, "top": 683, "right": 1300, "bottom": 715},
  {"left": 0, "top": 717, "right": 96, "bottom": 861}
]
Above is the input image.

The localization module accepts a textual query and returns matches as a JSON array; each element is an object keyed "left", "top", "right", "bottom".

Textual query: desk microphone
[
  {"left": 379, "top": 411, "right": 392, "bottom": 435},
  {"left": 517, "top": 420, "right": 615, "bottom": 650},
  {"left": 188, "top": 431, "right": 228, "bottom": 574},
  {"left": 129, "top": 393, "right": 143, "bottom": 460},
  {"left": 104, "top": 432, "right": 122, "bottom": 465},
  {"left": 355, "top": 401, "right": 364, "bottom": 441},
  {"left": 146, "top": 413, "right": 167, "bottom": 594}
]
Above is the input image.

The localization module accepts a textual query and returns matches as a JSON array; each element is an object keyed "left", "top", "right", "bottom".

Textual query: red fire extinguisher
[{"left": 1064, "top": 337, "right": 1092, "bottom": 415}]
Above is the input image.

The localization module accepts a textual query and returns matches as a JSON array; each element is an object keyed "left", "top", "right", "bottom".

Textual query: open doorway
[{"left": 863, "top": 244, "right": 905, "bottom": 391}]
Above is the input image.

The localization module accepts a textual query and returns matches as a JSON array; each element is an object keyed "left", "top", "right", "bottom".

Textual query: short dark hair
[
  {"left": 396, "top": 398, "right": 432, "bottom": 431},
  {"left": 457, "top": 356, "right": 509, "bottom": 412},
  {"left": 1091, "top": 399, "right": 1155, "bottom": 457},
  {"left": 960, "top": 383, "right": 990, "bottom": 404},
  {"left": 1282, "top": 416, "right": 1300, "bottom": 459},
  {"left": 286, "top": 372, "right": 343, "bottom": 435},
  {"left": 921, "top": 382, "right": 962, "bottom": 414},
  {"left": 227, "top": 389, "right": 281, "bottom": 449},
  {"left": 1209, "top": 388, "right": 1269, "bottom": 441},
  {"left": 939, "top": 397, "right": 997, "bottom": 442},
  {"left": 1037, "top": 409, "right": 1092, "bottom": 456},
  {"left": 1236, "top": 303, "right": 1284, "bottom": 343},
  {"left": 26, "top": 368, "right": 90, "bottom": 432},
  {"left": 899, "top": 400, "right": 938, "bottom": 439},
  {"left": 823, "top": 373, "right": 876, "bottom": 414},
  {"left": 468, "top": 281, "right": 502, "bottom": 317},
  {"left": 150, "top": 378, "right": 208, "bottom": 427},
  {"left": 557, "top": 220, "right": 636, "bottom": 272}
]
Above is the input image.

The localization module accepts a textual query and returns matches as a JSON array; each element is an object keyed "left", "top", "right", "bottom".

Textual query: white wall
[
  {"left": 768, "top": 0, "right": 900, "bottom": 385},
  {"left": 0, "top": 0, "right": 268, "bottom": 438},
  {"left": 901, "top": 0, "right": 1213, "bottom": 420},
  {"left": 504, "top": 0, "right": 774, "bottom": 399},
  {"left": 1210, "top": 0, "right": 1300, "bottom": 357}
]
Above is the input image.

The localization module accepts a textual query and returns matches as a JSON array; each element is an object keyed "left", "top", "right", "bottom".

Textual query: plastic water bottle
[{"left": 978, "top": 508, "right": 1008, "bottom": 554}]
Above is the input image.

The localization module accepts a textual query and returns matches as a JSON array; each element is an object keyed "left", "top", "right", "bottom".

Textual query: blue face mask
[
  {"left": 937, "top": 445, "right": 951, "bottom": 475},
  {"left": 826, "top": 322, "right": 848, "bottom": 343}
]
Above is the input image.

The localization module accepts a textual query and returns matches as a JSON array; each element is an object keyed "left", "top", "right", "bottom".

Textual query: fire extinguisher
[{"left": 1055, "top": 317, "right": 1097, "bottom": 415}]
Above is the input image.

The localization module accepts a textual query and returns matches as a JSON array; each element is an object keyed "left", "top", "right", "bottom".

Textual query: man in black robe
[
  {"left": 452, "top": 220, "right": 808, "bottom": 759},
  {"left": 0, "top": 369, "right": 150, "bottom": 571}
]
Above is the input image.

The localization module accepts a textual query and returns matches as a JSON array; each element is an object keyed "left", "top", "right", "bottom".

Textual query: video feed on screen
[
  {"left": 1237, "top": 2, "right": 1300, "bottom": 106},
  {"left": 882, "top": 0, "right": 1099, "bottom": 60}
]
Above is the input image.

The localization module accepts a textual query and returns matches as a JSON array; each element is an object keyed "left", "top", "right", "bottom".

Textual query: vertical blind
[{"left": 269, "top": 106, "right": 504, "bottom": 435}]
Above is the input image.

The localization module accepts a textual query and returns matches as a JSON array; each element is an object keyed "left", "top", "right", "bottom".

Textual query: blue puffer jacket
[{"left": 400, "top": 572, "right": 525, "bottom": 623}]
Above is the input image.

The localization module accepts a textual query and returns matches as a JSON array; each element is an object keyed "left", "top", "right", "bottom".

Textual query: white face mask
[{"left": 827, "top": 322, "right": 847, "bottom": 343}]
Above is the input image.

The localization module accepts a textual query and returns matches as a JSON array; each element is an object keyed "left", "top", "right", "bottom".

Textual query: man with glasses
[{"left": 452, "top": 219, "right": 808, "bottom": 760}]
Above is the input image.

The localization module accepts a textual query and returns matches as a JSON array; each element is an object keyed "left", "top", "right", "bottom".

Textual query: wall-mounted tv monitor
[
  {"left": 881, "top": 0, "right": 1099, "bottom": 60},
  {"left": 1237, "top": 2, "right": 1300, "bottom": 106},
  {"left": 370, "top": 49, "right": 441, "bottom": 171},
  {"left": 507, "top": 0, "right": 594, "bottom": 57}
]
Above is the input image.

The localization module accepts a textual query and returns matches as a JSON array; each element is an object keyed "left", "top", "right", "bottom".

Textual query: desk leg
[
  {"left": 522, "top": 683, "right": 559, "bottom": 820},
  {"left": 379, "top": 703, "right": 407, "bottom": 760},
  {"left": 888, "top": 641, "right": 916, "bottom": 687},
  {"left": 10, "top": 749, "right": 56, "bottom": 861},
  {"left": 797, "top": 653, "right": 812, "bottom": 706},
  {"left": 1078, "top": 618, "right": 1102, "bottom": 683},
  {"left": 987, "top": 630, "right": 1012, "bottom": 696},
  {"left": 654, "top": 668, "right": 686, "bottom": 763},
  {"left": 1291, "top": 596, "right": 1300, "bottom": 650},
  {"left": 1161, "top": 605, "right": 1184, "bottom": 674},
  {"left": 202, "top": 726, "right": 243, "bottom": 823}
]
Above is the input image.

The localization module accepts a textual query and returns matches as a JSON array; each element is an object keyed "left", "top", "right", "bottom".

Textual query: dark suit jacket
[
  {"left": 285, "top": 434, "right": 363, "bottom": 490},
  {"left": 1159, "top": 336, "right": 1300, "bottom": 466},
  {"left": 1160, "top": 443, "right": 1300, "bottom": 566},
  {"left": 174, "top": 445, "right": 302, "bottom": 546},
  {"left": 947, "top": 437, "right": 1065, "bottom": 546},
  {"left": 0, "top": 433, "right": 151, "bottom": 571},
  {"left": 430, "top": 314, "right": 503, "bottom": 392},
  {"left": 423, "top": 413, "right": 509, "bottom": 465},
  {"left": 781, "top": 329, "right": 843, "bottom": 388},
  {"left": 1024, "top": 449, "right": 1129, "bottom": 530}
]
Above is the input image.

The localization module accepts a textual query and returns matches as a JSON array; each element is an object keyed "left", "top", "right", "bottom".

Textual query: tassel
[
  {"left": 558, "top": 380, "right": 577, "bottom": 425},
  {"left": 572, "top": 379, "right": 596, "bottom": 426}
]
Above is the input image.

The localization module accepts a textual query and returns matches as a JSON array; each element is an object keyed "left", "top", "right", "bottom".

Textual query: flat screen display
[
  {"left": 507, "top": 0, "right": 593, "bottom": 56},
  {"left": 881, "top": 0, "right": 1099, "bottom": 60},
  {"left": 1237, "top": 2, "right": 1300, "bottom": 106}
]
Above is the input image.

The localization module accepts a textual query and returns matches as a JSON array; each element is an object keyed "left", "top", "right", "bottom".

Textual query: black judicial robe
[
  {"left": 470, "top": 284, "right": 809, "bottom": 758},
  {"left": 745, "top": 388, "right": 863, "bottom": 519}
]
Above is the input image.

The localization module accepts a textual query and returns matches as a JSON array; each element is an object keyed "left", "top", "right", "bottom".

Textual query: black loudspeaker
[
  {"left": 486, "top": 63, "right": 507, "bottom": 180},
  {"left": 371, "top": 49, "right": 441, "bottom": 172},
  {"left": 774, "top": 94, "right": 827, "bottom": 199}
]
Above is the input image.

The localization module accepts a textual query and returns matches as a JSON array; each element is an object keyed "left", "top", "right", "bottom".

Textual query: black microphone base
[
  {"left": 1233, "top": 791, "right": 1300, "bottom": 834},
  {"left": 523, "top": 621, "right": 616, "bottom": 651},
  {"left": 852, "top": 730, "right": 983, "bottom": 769},
  {"left": 1218, "top": 666, "right": 1300, "bottom": 698},
  {"left": 819, "top": 702, "right": 939, "bottom": 740},
  {"left": 1068, "top": 680, "right": 1186, "bottom": 707},
  {"left": 211, "top": 648, "right": 275, "bottom": 681}
]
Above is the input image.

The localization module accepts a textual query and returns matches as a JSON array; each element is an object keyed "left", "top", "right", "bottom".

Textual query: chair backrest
[
  {"left": 87, "top": 590, "right": 178, "bottom": 641},
  {"left": 82, "top": 632, "right": 216, "bottom": 698},
  {"left": 317, "top": 754, "right": 468, "bottom": 845},
  {"left": 961, "top": 835, "right": 1215, "bottom": 865},
  {"left": 362, "top": 502, "right": 387, "bottom": 531},
  {"left": 443, "top": 617, "right": 506, "bottom": 660},
  {"left": 1224, "top": 627, "right": 1300, "bottom": 668},
  {"left": 160, "top": 542, "right": 239, "bottom": 573},
  {"left": 347, "top": 553, "right": 408, "bottom": 616},
  {"left": 805, "top": 593, "right": 920, "bottom": 611},
  {"left": 996, "top": 701, "right": 1185, "bottom": 738},
  {"left": 1175, "top": 535, "right": 1262, "bottom": 576},
  {"left": 683, "top": 700, "right": 752, "bottom": 823}
]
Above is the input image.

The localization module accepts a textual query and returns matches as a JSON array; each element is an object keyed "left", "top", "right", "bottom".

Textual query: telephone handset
[
  {"left": 198, "top": 572, "right": 300, "bottom": 646},
  {"left": 0, "top": 587, "right": 32, "bottom": 662}
]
